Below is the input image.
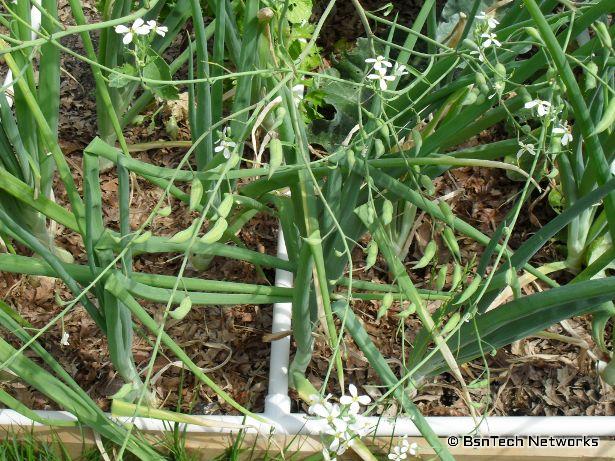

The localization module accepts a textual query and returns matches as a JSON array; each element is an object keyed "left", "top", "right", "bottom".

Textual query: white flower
[
  {"left": 480, "top": 32, "right": 501, "bottom": 48},
  {"left": 309, "top": 395, "right": 343, "bottom": 423},
  {"left": 476, "top": 11, "right": 500, "bottom": 29},
  {"left": 367, "top": 68, "right": 395, "bottom": 91},
  {"left": 388, "top": 445, "right": 408, "bottom": 461},
  {"left": 339, "top": 384, "right": 371, "bottom": 414},
  {"left": 553, "top": 123, "right": 573, "bottom": 146},
  {"left": 326, "top": 419, "right": 353, "bottom": 454},
  {"left": 214, "top": 128, "right": 237, "bottom": 159},
  {"left": 524, "top": 99, "right": 551, "bottom": 117},
  {"left": 308, "top": 393, "right": 331, "bottom": 414},
  {"left": 146, "top": 20, "right": 168, "bottom": 37},
  {"left": 365, "top": 55, "right": 393, "bottom": 71},
  {"left": 114, "top": 18, "right": 151, "bottom": 45},
  {"left": 60, "top": 332, "right": 69, "bottom": 346},
  {"left": 517, "top": 141, "right": 537, "bottom": 160},
  {"left": 348, "top": 416, "right": 373, "bottom": 437},
  {"left": 388, "top": 436, "right": 418, "bottom": 460},
  {"left": 393, "top": 63, "right": 409, "bottom": 77}
]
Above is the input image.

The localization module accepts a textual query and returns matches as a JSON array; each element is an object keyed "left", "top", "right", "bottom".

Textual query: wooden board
[{"left": 1, "top": 426, "right": 614, "bottom": 460}]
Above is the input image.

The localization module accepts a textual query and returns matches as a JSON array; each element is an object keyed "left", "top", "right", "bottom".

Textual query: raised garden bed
[{"left": 0, "top": 0, "right": 614, "bottom": 460}]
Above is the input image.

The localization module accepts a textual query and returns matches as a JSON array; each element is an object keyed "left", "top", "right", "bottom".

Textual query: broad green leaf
[
  {"left": 109, "top": 63, "right": 137, "bottom": 88},
  {"left": 143, "top": 57, "right": 179, "bottom": 100},
  {"left": 286, "top": 0, "right": 312, "bottom": 24}
]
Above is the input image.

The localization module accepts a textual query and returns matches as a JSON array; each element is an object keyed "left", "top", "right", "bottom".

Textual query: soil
[{"left": 0, "top": 0, "right": 614, "bottom": 421}]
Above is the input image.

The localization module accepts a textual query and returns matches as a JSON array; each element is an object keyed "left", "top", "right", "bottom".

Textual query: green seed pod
[
  {"left": 189, "top": 178, "right": 203, "bottom": 211},
  {"left": 419, "top": 175, "right": 435, "bottom": 195},
  {"left": 438, "top": 200, "right": 455, "bottom": 228},
  {"left": 217, "top": 194, "right": 234, "bottom": 219},
  {"left": 414, "top": 240, "right": 437, "bottom": 269},
  {"left": 157, "top": 205, "right": 172, "bottom": 217},
  {"left": 451, "top": 263, "right": 462, "bottom": 291},
  {"left": 364, "top": 205, "right": 376, "bottom": 225},
  {"left": 377, "top": 292, "right": 394, "bottom": 319},
  {"left": 270, "top": 107, "right": 287, "bottom": 131},
  {"left": 169, "top": 220, "right": 198, "bottom": 243},
  {"left": 382, "top": 199, "right": 394, "bottom": 226},
  {"left": 133, "top": 230, "right": 152, "bottom": 244},
  {"left": 595, "top": 21, "right": 612, "bottom": 50},
  {"left": 584, "top": 62, "right": 598, "bottom": 91},
  {"left": 462, "top": 38, "right": 479, "bottom": 50},
  {"left": 411, "top": 128, "right": 422, "bottom": 153},
  {"left": 495, "top": 63, "right": 506, "bottom": 79},
  {"left": 397, "top": 303, "right": 416, "bottom": 318},
  {"left": 200, "top": 218, "right": 228, "bottom": 244},
  {"left": 443, "top": 226, "right": 461, "bottom": 260},
  {"left": 165, "top": 115, "right": 179, "bottom": 140},
  {"left": 365, "top": 240, "right": 378, "bottom": 270},
  {"left": 474, "top": 72, "right": 490, "bottom": 94},
  {"left": 347, "top": 149, "right": 356, "bottom": 172},
  {"left": 374, "top": 138, "right": 385, "bottom": 158},
  {"left": 462, "top": 89, "right": 478, "bottom": 106},
  {"left": 435, "top": 264, "right": 447, "bottom": 291},
  {"left": 377, "top": 119, "right": 390, "bottom": 139},
  {"left": 170, "top": 297, "right": 193, "bottom": 320},
  {"left": 475, "top": 93, "right": 486, "bottom": 105},
  {"left": 362, "top": 108, "right": 376, "bottom": 119},
  {"left": 525, "top": 26, "right": 542, "bottom": 42},
  {"left": 441, "top": 312, "right": 460, "bottom": 334},
  {"left": 268, "top": 138, "right": 284, "bottom": 179},
  {"left": 455, "top": 275, "right": 482, "bottom": 305}
]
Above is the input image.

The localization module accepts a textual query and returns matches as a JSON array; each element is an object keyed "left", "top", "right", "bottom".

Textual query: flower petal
[{"left": 348, "top": 384, "right": 358, "bottom": 397}]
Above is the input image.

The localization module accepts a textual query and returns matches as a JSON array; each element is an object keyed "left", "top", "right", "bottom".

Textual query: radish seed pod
[
  {"left": 382, "top": 199, "right": 393, "bottom": 226},
  {"left": 365, "top": 240, "right": 378, "bottom": 270},
  {"left": 200, "top": 218, "right": 228, "bottom": 244},
  {"left": 189, "top": 179, "right": 203, "bottom": 211},
  {"left": 268, "top": 138, "right": 283, "bottom": 178},
  {"left": 170, "top": 297, "right": 193, "bottom": 320},
  {"left": 169, "top": 220, "right": 199, "bottom": 243},
  {"left": 414, "top": 240, "right": 436, "bottom": 269}
]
